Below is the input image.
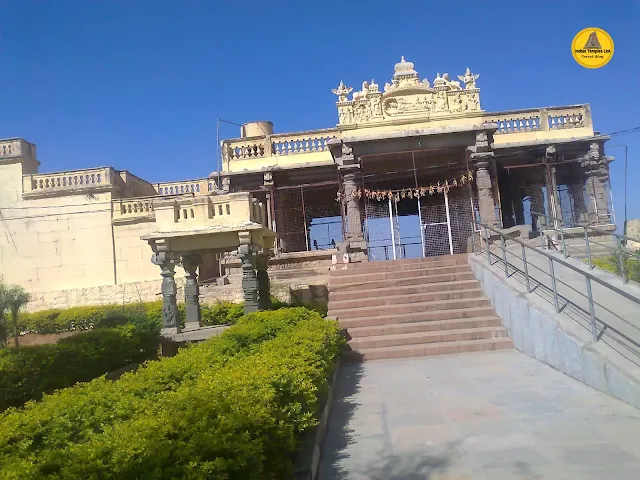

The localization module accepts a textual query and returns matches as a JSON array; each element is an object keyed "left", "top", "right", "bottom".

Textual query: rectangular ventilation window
[
  {"left": 218, "top": 205, "right": 223, "bottom": 216},
  {"left": 226, "top": 204, "right": 231, "bottom": 215}
]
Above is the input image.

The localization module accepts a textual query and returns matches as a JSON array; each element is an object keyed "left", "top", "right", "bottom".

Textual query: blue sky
[{"left": 1, "top": 1, "right": 639, "bottom": 226}]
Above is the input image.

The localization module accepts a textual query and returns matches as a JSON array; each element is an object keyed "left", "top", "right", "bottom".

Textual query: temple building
[{"left": 0, "top": 57, "right": 615, "bottom": 312}]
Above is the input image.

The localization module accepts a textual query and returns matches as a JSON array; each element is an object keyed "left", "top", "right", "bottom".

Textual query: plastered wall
[{"left": 0, "top": 160, "right": 184, "bottom": 299}]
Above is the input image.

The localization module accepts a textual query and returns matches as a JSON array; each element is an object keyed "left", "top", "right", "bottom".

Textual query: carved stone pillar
[
  {"left": 182, "top": 254, "right": 202, "bottom": 330},
  {"left": 221, "top": 175, "right": 231, "bottom": 194},
  {"left": 237, "top": 232, "right": 259, "bottom": 313},
  {"left": 468, "top": 131, "right": 497, "bottom": 227},
  {"left": 544, "top": 146, "right": 561, "bottom": 224},
  {"left": 582, "top": 142, "right": 611, "bottom": 225},
  {"left": 568, "top": 164, "right": 587, "bottom": 223},
  {"left": 512, "top": 187, "right": 525, "bottom": 226},
  {"left": 475, "top": 161, "right": 497, "bottom": 226},
  {"left": 151, "top": 242, "right": 180, "bottom": 331},
  {"left": 255, "top": 250, "right": 272, "bottom": 310},
  {"left": 263, "top": 172, "right": 276, "bottom": 233},
  {"left": 529, "top": 183, "right": 546, "bottom": 232},
  {"left": 341, "top": 167, "right": 363, "bottom": 240}
]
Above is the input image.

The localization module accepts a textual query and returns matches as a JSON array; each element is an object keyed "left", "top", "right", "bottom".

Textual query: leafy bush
[
  {"left": 17, "top": 299, "right": 250, "bottom": 335},
  {"left": 201, "top": 300, "right": 245, "bottom": 326},
  {"left": 0, "top": 307, "right": 336, "bottom": 479},
  {"left": 0, "top": 315, "right": 160, "bottom": 411},
  {"left": 592, "top": 250, "right": 640, "bottom": 283}
]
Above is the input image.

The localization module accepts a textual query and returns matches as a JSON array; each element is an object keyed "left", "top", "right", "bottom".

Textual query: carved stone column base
[
  {"left": 182, "top": 254, "right": 202, "bottom": 330},
  {"left": 255, "top": 250, "right": 272, "bottom": 310},
  {"left": 238, "top": 244, "right": 259, "bottom": 314}
]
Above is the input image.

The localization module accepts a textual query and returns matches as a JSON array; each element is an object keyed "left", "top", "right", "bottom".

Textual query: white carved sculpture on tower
[
  {"left": 332, "top": 57, "right": 482, "bottom": 125},
  {"left": 458, "top": 67, "right": 480, "bottom": 90},
  {"left": 331, "top": 81, "right": 353, "bottom": 102}
]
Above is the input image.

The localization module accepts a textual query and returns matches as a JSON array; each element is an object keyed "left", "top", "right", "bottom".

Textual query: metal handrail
[
  {"left": 530, "top": 210, "right": 639, "bottom": 283},
  {"left": 472, "top": 220, "right": 640, "bottom": 342},
  {"left": 530, "top": 210, "right": 640, "bottom": 245}
]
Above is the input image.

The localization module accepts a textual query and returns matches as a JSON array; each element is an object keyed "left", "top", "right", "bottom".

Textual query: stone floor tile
[
  {"left": 390, "top": 424, "right": 460, "bottom": 452},
  {"left": 478, "top": 466, "right": 576, "bottom": 480},
  {"left": 464, "top": 446, "right": 555, "bottom": 471},
  {"left": 443, "top": 403, "right": 509, "bottom": 423},
  {"left": 567, "top": 465, "right": 640, "bottom": 480},
  {"left": 320, "top": 352, "right": 640, "bottom": 480},
  {"left": 544, "top": 442, "right": 640, "bottom": 468}
]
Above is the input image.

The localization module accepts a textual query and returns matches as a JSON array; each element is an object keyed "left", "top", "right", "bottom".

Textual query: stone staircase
[{"left": 328, "top": 254, "right": 513, "bottom": 361}]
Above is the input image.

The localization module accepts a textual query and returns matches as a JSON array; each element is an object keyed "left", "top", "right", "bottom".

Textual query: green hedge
[
  {"left": 592, "top": 251, "right": 640, "bottom": 283},
  {"left": 0, "top": 307, "right": 341, "bottom": 479},
  {"left": 0, "top": 315, "right": 160, "bottom": 411},
  {"left": 18, "top": 300, "right": 246, "bottom": 334}
]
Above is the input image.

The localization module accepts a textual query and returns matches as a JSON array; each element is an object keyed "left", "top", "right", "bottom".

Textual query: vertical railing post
[
  {"left": 616, "top": 237, "right": 627, "bottom": 283},
  {"left": 585, "top": 277, "right": 598, "bottom": 341},
  {"left": 584, "top": 227, "right": 593, "bottom": 269},
  {"left": 484, "top": 227, "right": 491, "bottom": 264},
  {"left": 521, "top": 244, "right": 531, "bottom": 293},
  {"left": 549, "top": 258, "right": 560, "bottom": 313},
  {"left": 501, "top": 235, "right": 508, "bottom": 277},
  {"left": 471, "top": 222, "right": 477, "bottom": 255},
  {"left": 559, "top": 220, "right": 567, "bottom": 258}
]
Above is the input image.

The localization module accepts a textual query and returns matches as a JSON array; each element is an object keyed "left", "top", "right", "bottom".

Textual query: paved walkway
[{"left": 319, "top": 351, "right": 640, "bottom": 479}]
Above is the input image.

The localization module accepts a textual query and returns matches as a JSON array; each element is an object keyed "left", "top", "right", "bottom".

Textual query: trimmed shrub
[
  {"left": 0, "top": 315, "right": 160, "bottom": 411},
  {"left": 201, "top": 300, "right": 245, "bottom": 326},
  {"left": 0, "top": 310, "right": 342, "bottom": 479},
  {"left": 17, "top": 299, "right": 248, "bottom": 334},
  {"left": 0, "top": 307, "right": 331, "bottom": 477}
]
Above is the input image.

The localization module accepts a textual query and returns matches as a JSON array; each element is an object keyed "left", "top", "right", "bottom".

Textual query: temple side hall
[{"left": 0, "top": 57, "right": 616, "bottom": 313}]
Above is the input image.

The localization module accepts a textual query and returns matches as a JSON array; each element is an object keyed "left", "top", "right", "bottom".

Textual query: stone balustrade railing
[
  {"left": 153, "top": 192, "right": 268, "bottom": 232},
  {"left": 222, "top": 105, "right": 593, "bottom": 163},
  {"left": 224, "top": 128, "right": 339, "bottom": 161},
  {"left": 485, "top": 105, "right": 590, "bottom": 136},
  {"left": 112, "top": 196, "right": 157, "bottom": 221},
  {"left": 156, "top": 178, "right": 215, "bottom": 196},
  {"left": 1, "top": 138, "right": 32, "bottom": 158},
  {"left": 23, "top": 167, "right": 115, "bottom": 195}
]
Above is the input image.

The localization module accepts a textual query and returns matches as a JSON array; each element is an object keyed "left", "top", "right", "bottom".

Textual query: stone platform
[{"left": 319, "top": 350, "right": 640, "bottom": 479}]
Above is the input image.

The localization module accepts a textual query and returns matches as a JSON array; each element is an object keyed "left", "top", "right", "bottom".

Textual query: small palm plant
[{"left": 6, "top": 285, "right": 30, "bottom": 347}]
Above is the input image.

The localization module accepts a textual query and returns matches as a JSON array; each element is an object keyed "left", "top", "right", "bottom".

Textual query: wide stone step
[
  {"left": 329, "top": 288, "right": 484, "bottom": 310},
  {"left": 328, "top": 297, "right": 489, "bottom": 320},
  {"left": 329, "top": 271, "right": 477, "bottom": 293},
  {"left": 343, "top": 337, "right": 514, "bottom": 361},
  {"left": 328, "top": 264, "right": 472, "bottom": 285},
  {"left": 330, "top": 255, "right": 468, "bottom": 276},
  {"left": 329, "top": 279, "right": 480, "bottom": 302},
  {"left": 337, "top": 306, "right": 497, "bottom": 328},
  {"left": 348, "top": 326, "right": 508, "bottom": 350},
  {"left": 346, "top": 316, "right": 502, "bottom": 338}
]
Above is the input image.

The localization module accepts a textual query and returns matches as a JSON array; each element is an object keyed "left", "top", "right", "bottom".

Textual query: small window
[
  {"left": 190, "top": 209, "right": 195, "bottom": 218},
  {"left": 183, "top": 209, "right": 188, "bottom": 219},
  {"left": 218, "top": 205, "right": 223, "bottom": 216},
  {"left": 226, "top": 204, "right": 231, "bottom": 215}
]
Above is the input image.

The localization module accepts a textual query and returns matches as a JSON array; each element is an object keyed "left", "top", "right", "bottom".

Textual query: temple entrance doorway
[
  {"left": 359, "top": 148, "right": 476, "bottom": 262},
  {"left": 363, "top": 192, "right": 454, "bottom": 262}
]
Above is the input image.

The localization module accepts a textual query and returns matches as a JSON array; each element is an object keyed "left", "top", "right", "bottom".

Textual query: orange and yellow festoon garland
[{"left": 336, "top": 171, "right": 474, "bottom": 203}]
